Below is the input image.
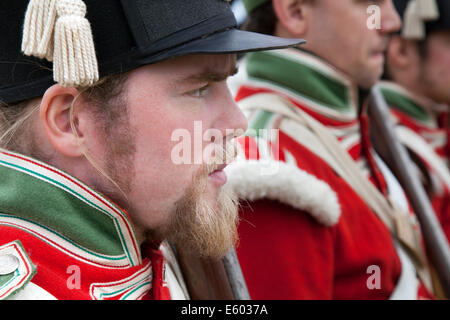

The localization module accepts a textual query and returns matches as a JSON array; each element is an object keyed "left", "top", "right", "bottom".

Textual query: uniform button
[{"left": 0, "top": 254, "right": 20, "bottom": 275}]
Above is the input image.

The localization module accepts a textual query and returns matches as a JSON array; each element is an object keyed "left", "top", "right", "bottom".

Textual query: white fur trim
[
  {"left": 225, "top": 159, "right": 341, "bottom": 226},
  {"left": 10, "top": 282, "right": 57, "bottom": 300}
]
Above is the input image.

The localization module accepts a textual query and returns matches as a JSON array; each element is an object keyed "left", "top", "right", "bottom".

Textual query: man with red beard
[
  {"left": 0, "top": 0, "right": 302, "bottom": 300},
  {"left": 225, "top": 0, "right": 437, "bottom": 299},
  {"left": 380, "top": 0, "right": 450, "bottom": 242}
]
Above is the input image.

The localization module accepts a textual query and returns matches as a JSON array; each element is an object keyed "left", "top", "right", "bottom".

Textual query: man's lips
[
  {"left": 210, "top": 164, "right": 228, "bottom": 173},
  {"left": 372, "top": 49, "right": 385, "bottom": 55},
  {"left": 370, "top": 49, "right": 386, "bottom": 63},
  {"left": 371, "top": 41, "right": 389, "bottom": 57},
  {"left": 208, "top": 164, "right": 228, "bottom": 185}
]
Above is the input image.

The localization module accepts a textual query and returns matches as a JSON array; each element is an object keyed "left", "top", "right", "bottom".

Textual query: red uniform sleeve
[{"left": 236, "top": 199, "right": 335, "bottom": 300}]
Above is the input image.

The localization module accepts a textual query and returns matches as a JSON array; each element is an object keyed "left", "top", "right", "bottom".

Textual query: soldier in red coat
[
  {"left": 226, "top": 0, "right": 436, "bottom": 299},
  {"left": 0, "top": 0, "right": 301, "bottom": 300},
  {"left": 381, "top": 0, "right": 450, "bottom": 242}
]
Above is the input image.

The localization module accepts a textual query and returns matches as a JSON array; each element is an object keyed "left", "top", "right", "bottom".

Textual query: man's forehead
[
  {"left": 170, "top": 54, "right": 238, "bottom": 82},
  {"left": 174, "top": 53, "right": 236, "bottom": 68}
]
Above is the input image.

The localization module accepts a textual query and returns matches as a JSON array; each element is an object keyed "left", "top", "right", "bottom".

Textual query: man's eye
[{"left": 189, "top": 85, "right": 210, "bottom": 97}]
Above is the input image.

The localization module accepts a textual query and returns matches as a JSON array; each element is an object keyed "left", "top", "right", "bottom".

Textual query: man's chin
[
  {"left": 356, "top": 70, "right": 382, "bottom": 90},
  {"left": 161, "top": 183, "right": 239, "bottom": 259}
]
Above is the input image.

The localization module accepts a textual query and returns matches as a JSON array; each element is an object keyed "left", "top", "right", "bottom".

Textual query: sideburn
[
  {"left": 85, "top": 73, "right": 137, "bottom": 209},
  {"left": 102, "top": 96, "right": 136, "bottom": 196}
]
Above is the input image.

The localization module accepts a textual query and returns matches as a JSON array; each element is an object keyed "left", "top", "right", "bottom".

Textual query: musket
[
  {"left": 175, "top": 246, "right": 251, "bottom": 300},
  {"left": 222, "top": 248, "right": 251, "bottom": 300},
  {"left": 368, "top": 86, "right": 450, "bottom": 298}
]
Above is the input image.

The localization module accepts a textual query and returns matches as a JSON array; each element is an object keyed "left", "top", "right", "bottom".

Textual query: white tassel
[
  {"left": 402, "top": 0, "right": 426, "bottom": 39},
  {"left": 417, "top": 0, "right": 440, "bottom": 20},
  {"left": 53, "top": 0, "right": 99, "bottom": 87},
  {"left": 22, "top": 0, "right": 57, "bottom": 61}
]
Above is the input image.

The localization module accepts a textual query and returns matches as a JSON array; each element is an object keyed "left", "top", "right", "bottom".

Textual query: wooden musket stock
[{"left": 176, "top": 247, "right": 251, "bottom": 300}]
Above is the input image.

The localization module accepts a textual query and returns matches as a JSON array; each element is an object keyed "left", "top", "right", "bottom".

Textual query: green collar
[
  {"left": 0, "top": 149, "right": 142, "bottom": 268},
  {"left": 378, "top": 81, "right": 441, "bottom": 127},
  {"left": 245, "top": 48, "right": 359, "bottom": 116}
]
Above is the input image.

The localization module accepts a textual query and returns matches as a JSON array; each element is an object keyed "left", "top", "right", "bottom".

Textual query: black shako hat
[
  {"left": 0, "top": 0, "right": 304, "bottom": 104},
  {"left": 394, "top": 0, "right": 450, "bottom": 39}
]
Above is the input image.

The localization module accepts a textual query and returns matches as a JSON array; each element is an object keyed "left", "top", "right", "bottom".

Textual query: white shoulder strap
[{"left": 396, "top": 126, "right": 450, "bottom": 190}]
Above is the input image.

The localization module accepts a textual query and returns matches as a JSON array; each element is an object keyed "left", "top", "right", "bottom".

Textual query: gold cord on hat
[
  {"left": 21, "top": 0, "right": 99, "bottom": 87},
  {"left": 22, "top": 0, "right": 57, "bottom": 61},
  {"left": 403, "top": 0, "right": 440, "bottom": 39}
]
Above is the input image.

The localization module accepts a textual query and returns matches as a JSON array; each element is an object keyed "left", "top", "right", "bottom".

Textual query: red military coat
[{"left": 226, "top": 49, "right": 434, "bottom": 299}]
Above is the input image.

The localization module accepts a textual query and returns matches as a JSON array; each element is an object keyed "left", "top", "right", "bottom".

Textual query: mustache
[{"left": 205, "top": 140, "right": 238, "bottom": 174}]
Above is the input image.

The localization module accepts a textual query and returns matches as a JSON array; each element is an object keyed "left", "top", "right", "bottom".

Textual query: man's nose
[
  {"left": 380, "top": 0, "right": 402, "bottom": 35},
  {"left": 216, "top": 92, "right": 248, "bottom": 140}
]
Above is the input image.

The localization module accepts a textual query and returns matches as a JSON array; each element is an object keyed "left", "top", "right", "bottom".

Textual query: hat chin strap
[
  {"left": 22, "top": 0, "right": 99, "bottom": 88},
  {"left": 402, "top": 0, "right": 440, "bottom": 40}
]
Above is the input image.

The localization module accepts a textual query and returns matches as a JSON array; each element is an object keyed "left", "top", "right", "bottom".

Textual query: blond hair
[
  {"left": 0, "top": 72, "right": 133, "bottom": 199},
  {"left": 0, "top": 98, "right": 41, "bottom": 154}
]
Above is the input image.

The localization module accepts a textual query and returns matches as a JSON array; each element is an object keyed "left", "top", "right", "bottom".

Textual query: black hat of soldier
[
  {"left": 0, "top": 0, "right": 304, "bottom": 104},
  {"left": 394, "top": 0, "right": 450, "bottom": 38}
]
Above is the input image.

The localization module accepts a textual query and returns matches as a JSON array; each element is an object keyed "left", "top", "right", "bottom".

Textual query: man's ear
[
  {"left": 40, "top": 84, "right": 87, "bottom": 158},
  {"left": 273, "top": 0, "right": 309, "bottom": 37},
  {"left": 387, "top": 36, "right": 419, "bottom": 69}
]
